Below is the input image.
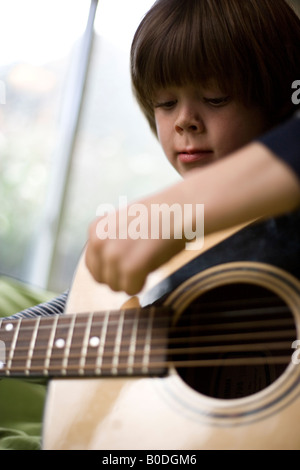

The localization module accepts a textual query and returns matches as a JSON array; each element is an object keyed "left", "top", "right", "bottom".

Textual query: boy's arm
[{"left": 85, "top": 120, "right": 300, "bottom": 295}]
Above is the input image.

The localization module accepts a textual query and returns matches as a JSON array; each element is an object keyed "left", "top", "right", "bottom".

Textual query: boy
[{"left": 86, "top": 0, "right": 300, "bottom": 295}]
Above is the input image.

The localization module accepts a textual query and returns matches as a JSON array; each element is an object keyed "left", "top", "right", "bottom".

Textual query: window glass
[{"left": 0, "top": 0, "right": 90, "bottom": 284}]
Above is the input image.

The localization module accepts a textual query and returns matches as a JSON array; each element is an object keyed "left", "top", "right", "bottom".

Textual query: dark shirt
[{"left": 259, "top": 112, "right": 300, "bottom": 179}]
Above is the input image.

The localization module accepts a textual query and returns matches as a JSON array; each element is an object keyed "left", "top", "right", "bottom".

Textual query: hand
[{"left": 85, "top": 195, "right": 187, "bottom": 295}]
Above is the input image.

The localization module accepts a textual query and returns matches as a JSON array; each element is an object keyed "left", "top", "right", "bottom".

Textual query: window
[
  {"left": 0, "top": 0, "right": 179, "bottom": 292},
  {"left": 0, "top": 0, "right": 92, "bottom": 286}
]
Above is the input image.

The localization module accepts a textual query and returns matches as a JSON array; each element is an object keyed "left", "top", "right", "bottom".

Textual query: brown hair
[{"left": 130, "top": 0, "right": 300, "bottom": 134}]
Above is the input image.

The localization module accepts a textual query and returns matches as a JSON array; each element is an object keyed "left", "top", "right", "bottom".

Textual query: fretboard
[{"left": 0, "top": 307, "right": 171, "bottom": 378}]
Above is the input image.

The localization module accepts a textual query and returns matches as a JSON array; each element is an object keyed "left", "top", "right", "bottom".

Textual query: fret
[
  {"left": 142, "top": 307, "right": 155, "bottom": 374},
  {"left": 0, "top": 344, "right": 4, "bottom": 369},
  {"left": 0, "top": 319, "right": 4, "bottom": 372},
  {"left": 0, "top": 318, "right": 5, "bottom": 371},
  {"left": 95, "top": 310, "right": 110, "bottom": 375},
  {"left": 79, "top": 311, "right": 94, "bottom": 375},
  {"left": 25, "top": 316, "right": 41, "bottom": 375},
  {"left": 6, "top": 319, "right": 22, "bottom": 376},
  {"left": 112, "top": 310, "right": 125, "bottom": 375},
  {"left": 127, "top": 309, "right": 140, "bottom": 374},
  {"left": 61, "top": 315, "right": 76, "bottom": 375},
  {"left": 44, "top": 315, "right": 59, "bottom": 375}
]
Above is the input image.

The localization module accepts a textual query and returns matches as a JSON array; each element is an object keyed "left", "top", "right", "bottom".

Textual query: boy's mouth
[{"left": 178, "top": 150, "right": 214, "bottom": 164}]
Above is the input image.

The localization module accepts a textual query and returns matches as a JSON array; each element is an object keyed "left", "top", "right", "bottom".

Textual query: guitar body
[{"left": 42, "top": 222, "right": 300, "bottom": 450}]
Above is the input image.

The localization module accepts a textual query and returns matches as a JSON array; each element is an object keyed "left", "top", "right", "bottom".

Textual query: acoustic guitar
[{"left": 0, "top": 221, "right": 300, "bottom": 449}]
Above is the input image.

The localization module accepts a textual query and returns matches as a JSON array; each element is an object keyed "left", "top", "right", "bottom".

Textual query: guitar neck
[{"left": 0, "top": 307, "right": 170, "bottom": 379}]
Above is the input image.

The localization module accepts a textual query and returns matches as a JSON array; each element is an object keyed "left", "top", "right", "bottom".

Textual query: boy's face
[{"left": 153, "top": 83, "right": 269, "bottom": 176}]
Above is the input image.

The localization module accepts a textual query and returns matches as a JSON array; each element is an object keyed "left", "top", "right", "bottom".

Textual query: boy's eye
[
  {"left": 154, "top": 100, "right": 177, "bottom": 110},
  {"left": 203, "top": 96, "right": 230, "bottom": 107}
]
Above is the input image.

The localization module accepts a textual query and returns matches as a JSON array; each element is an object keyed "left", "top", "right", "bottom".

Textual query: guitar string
[
  {"left": 0, "top": 328, "right": 296, "bottom": 373},
  {"left": 0, "top": 319, "right": 296, "bottom": 372},
  {"left": 0, "top": 300, "right": 297, "bottom": 373},
  {"left": 0, "top": 302, "right": 293, "bottom": 333},
  {"left": 0, "top": 315, "right": 295, "bottom": 353},
  {"left": 0, "top": 339, "right": 294, "bottom": 363},
  {"left": 0, "top": 355, "right": 294, "bottom": 374},
  {"left": 0, "top": 320, "right": 295, "bottom": 349},
  {"left": 0, "top": 308, "right": 296, "bottom": 343}
]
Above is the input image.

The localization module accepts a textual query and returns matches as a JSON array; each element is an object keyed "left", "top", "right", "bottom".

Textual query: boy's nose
[{"left": 175, "top": 107, "right": 205, "bottom": 134}]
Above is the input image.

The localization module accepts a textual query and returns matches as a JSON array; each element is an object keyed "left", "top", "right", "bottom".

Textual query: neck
[{"left": 0, "top": 307, "right": 170, "bottom": 378}]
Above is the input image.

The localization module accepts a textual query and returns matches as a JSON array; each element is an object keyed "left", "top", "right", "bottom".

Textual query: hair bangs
[
  {"left": 135, "top": 1, "right": 234, "bottom": 101},
  {"left": 145, "top": 18, "right": 217, "bottom": 94}
]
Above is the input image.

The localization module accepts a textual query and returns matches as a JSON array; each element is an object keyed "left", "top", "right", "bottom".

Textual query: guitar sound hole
[{"left": 171, "top": 283, "right": 297, "bottom": 400}]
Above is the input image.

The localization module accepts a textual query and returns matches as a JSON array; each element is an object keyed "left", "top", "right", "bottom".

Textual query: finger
[
  {"left": 118, "top": 267, "right": 146, "bottom": 296},
  {"left": 85, "top": 220, "right": 105, "bottom": 283},
  {"left": 102, "top": 251, "right": 120, "bottom": 292},
  {"left": 85, "top": 241, "right": 104, "bottom": 284}
]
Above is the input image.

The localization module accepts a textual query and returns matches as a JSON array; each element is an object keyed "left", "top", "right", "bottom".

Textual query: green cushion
[{"left": 0, "top": 277, "right": 56, "bottom": 450}]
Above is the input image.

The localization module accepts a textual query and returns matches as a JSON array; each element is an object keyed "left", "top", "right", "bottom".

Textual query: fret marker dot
[
  {"left": 89, "top": 336, "right": 100, "bottom": 347},
  {"left": 5, "top": 323, "right": 13, "bottom": 331},
  {"left": 55, "top": 338, "right": 65, "bottom": 349}
]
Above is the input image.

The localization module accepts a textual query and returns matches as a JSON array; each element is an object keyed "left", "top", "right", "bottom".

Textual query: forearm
[{"left": 180, "top": 141, "right": 300, "bottom": 236}]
